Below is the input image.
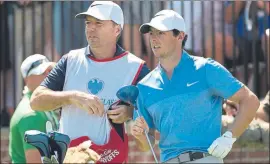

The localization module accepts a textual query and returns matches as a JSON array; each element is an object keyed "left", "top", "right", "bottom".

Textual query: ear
[
  {"left": 178, "top": 32, "right": 185, "bottom": 41},
  {"left": 115, "top": 25, "right": 121, "bottom": 37}
]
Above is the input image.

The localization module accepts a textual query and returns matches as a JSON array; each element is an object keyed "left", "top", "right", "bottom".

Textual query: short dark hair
[{"left": 172, "top": 29, "right": 188, "bottom": 48}]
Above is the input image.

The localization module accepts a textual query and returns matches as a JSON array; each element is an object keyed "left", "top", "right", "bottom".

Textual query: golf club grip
[
  {"left": 26, "top": 141, "right": 50, "bottom": 158},
  {"left": 36, "top": 147, "right": 47, "bottom": 157},
  {"left": 48, "top": 131, "right": 70, "bottom": 164},
  {"left": 50, "top": 140, "right": 68, "bottom": 164},
  {"left": 57, "top": 142, "right": 68, "bottom": 164}
]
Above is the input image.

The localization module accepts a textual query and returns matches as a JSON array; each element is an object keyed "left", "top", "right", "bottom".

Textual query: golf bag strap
[{"left": 131, "top": 61, "right": 144, "bottom": 85}]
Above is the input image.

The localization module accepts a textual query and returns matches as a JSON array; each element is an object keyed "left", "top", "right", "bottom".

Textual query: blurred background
[{"left": 0, "top": 1, "right": 269, "bottom": 163}]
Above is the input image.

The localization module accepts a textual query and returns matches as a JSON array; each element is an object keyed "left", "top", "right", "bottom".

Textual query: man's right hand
[
  {"left": 131, "top": 117, "right": 149, "bottom": 140},
  {"left": 70, "top": 91, "right": 104, "bottom": 116}
]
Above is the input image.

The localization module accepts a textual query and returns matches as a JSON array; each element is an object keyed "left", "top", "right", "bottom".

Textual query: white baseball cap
[
  {"left": 20, "top": 54, "right": 51, "bottom": 78},
  {"left": 140, "top": 10, "right": 186, "bottom": 34},
  {"left": 75, "top": 1, "right": 124, "bottom": 29}
]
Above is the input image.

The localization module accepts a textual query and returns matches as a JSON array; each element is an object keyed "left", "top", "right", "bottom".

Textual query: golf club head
[
  {"left": 50, "top": 155, "right": 59, "bottom": 164},
  {"left": 116, "top": 85, "right": 139, "bottom": 107},
  {"left": 49, "top": 131, "right": 70, "bottom": 164},
  {"left": 41, "top": 156, "right": 52, "bottom": 163},
  {"left": 24, "top": 130, "right": 51, "bottom": 158}
]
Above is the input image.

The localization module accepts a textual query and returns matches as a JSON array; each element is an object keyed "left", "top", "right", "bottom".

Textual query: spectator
[
  {"left": 9, "top": 54, "right": 59, "bottom": 163},
  {"left": 223, "top": 99, "right": 239, "bottom": 117},
  {"left": 1, "top": 1, "right": 59, "bottom": 127},
  {"left": 223, "top": 91, "right": 269, "bottom": 123},
  {"left": 0, "top": 1, "right": 14, "bottom": 126},
  {"left": 222, "top": 97, "right": 269, "bottom": 147},
  {"left": 256, "top": 91, "right": 269, "bottom": 122},
  {"left": 224, "top": 1, "right": 270, "bottom": 90},
  {"left": 222, "top": 114, "right": 269, "bottom": 147}
]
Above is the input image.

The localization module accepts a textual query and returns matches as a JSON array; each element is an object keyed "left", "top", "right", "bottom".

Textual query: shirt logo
[
  {"left": 187, "top": 81, "right": 199, "bottom": 87},
  {"left": 87, "top": 78, "right": 104, "bottom": 95}
]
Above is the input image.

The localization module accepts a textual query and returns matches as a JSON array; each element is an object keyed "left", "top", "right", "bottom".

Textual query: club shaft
[
  {"left": 41, "top": 157, "right": 45, "bottom": 164},
  {"left": 144, "top": 131, "right": 158, "bottom": 163},
  {"left": 136, "top": 110, "right": 158, "bottom": 163}
]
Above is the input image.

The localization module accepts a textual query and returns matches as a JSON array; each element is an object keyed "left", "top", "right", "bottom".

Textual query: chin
[
  {"left": 89, "top": 42, "right": 100, "bottom": 48},
  {"left": 152, "top": 50, "right": 161, "bottom": 57},
  {"left": 153, "top": 52, "right": 160, "bottom": 58}
]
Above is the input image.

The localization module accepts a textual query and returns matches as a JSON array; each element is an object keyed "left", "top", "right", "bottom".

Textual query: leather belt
[{"left": 165, "top": 151, "right": 210, "bottom": 163}]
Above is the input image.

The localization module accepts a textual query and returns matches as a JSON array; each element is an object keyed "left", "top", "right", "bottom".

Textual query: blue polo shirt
[{"left": 136, "top": 50, "right": 243, "bottom": 162}]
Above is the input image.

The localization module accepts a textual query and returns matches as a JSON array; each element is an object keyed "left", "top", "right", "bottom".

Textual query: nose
[
  {"left": 150, "top": 34, "right": 157, "bottom": 43},
  {"left": 90, "top": 25, "right": 96, "bottom": 32},
  {"left": 150, "top": 37, "right": 160, "bottom": 47},
  {"left": 87, "top": 24, "right": 96, "bottom": 32}
]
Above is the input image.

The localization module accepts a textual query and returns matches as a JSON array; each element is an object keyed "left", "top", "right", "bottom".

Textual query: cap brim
[
  {"left": 75, "top": 12, "right": 89, "bottom": 19},
  {"left": 27, "top": 62, "right": 52, "bottom": 77},
  {"left": 139, "top": 22, "right": 172, "bottom": 34},
  {"left": 75, "top": 12, "right": 108, "bottom": 21}
]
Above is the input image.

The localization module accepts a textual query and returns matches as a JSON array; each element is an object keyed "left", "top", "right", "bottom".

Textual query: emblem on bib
[{"left": 87, "top": 78, "right": 104, "bottom": 95}]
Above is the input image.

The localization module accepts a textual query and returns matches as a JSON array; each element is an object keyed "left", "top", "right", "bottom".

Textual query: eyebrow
[
  {"left": 85, "top": 18, "right": 102, "bottom": 22},
  {"left": 149, "top": 28, "right": 160, "bottom": 32}
]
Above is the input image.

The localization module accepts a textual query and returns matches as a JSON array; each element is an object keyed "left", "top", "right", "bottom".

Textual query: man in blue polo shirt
[{"left": 131, "top": 10, "right": 260, "bottom": 163}]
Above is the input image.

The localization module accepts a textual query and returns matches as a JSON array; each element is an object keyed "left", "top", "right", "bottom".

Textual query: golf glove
[{"left": 207, "top": 131, "right": 237, "bottom": 158}]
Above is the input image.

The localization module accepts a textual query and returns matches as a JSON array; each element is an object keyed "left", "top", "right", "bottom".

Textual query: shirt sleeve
[
  {"left": 134, "top": 63, "right": 150, "bottom": 84},
  {"left": 40, "top": 54, "right": 68, "bottom": 91},
  {"left": 133, "top": 87, "right": 155, "bottom": 129},
  {"left": 18, "top": 114, "right": 47, "bottom": 151},
  {"left": 205, "top": 58, "right": 244, "bottom": 99}
]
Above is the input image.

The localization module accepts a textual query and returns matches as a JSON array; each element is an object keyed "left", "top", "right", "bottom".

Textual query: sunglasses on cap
[{"left": 26, "top": 59, "right": 48, "bottom": 76}]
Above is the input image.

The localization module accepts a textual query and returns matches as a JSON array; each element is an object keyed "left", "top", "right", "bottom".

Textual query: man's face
[
  {"left": 149, "top": 27, "right": 180, "bottom": 59},
  {"left": 85, "top": 16, "right": 121, "bottom": 48},
  {"left": 25, "top": 65, "right": 53, "bottom": 91}
]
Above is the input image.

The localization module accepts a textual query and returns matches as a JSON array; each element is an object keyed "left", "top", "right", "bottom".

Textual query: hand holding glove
[
  {"left": 63, "top": 140, "right": 100, "bottom": 163},
  {"left": 207, "top": 131, "right": 237, "bottom": 158}
]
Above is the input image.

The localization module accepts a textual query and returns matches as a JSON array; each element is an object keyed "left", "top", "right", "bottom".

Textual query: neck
[
  {"left": 90, "top": 44, "right": 117, "bottom": 60},
  {"left": 160, "top": 49, "right": 183, "bottom": 74}
]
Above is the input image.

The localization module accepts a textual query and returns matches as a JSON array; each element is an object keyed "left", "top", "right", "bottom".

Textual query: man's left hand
[
  {"left": 207, "top": 131, "right": 237, "bottom": 158},
  {"left": 63, "top": 140, "right": 100, "bottom": 163},
  {"left": 107, "top": 105, "right": 133, "bottom": 124}
]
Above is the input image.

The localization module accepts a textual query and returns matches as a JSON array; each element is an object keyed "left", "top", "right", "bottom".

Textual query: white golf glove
[{"left": 207, "top": 131, "right": 237, "bottom": 158}]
